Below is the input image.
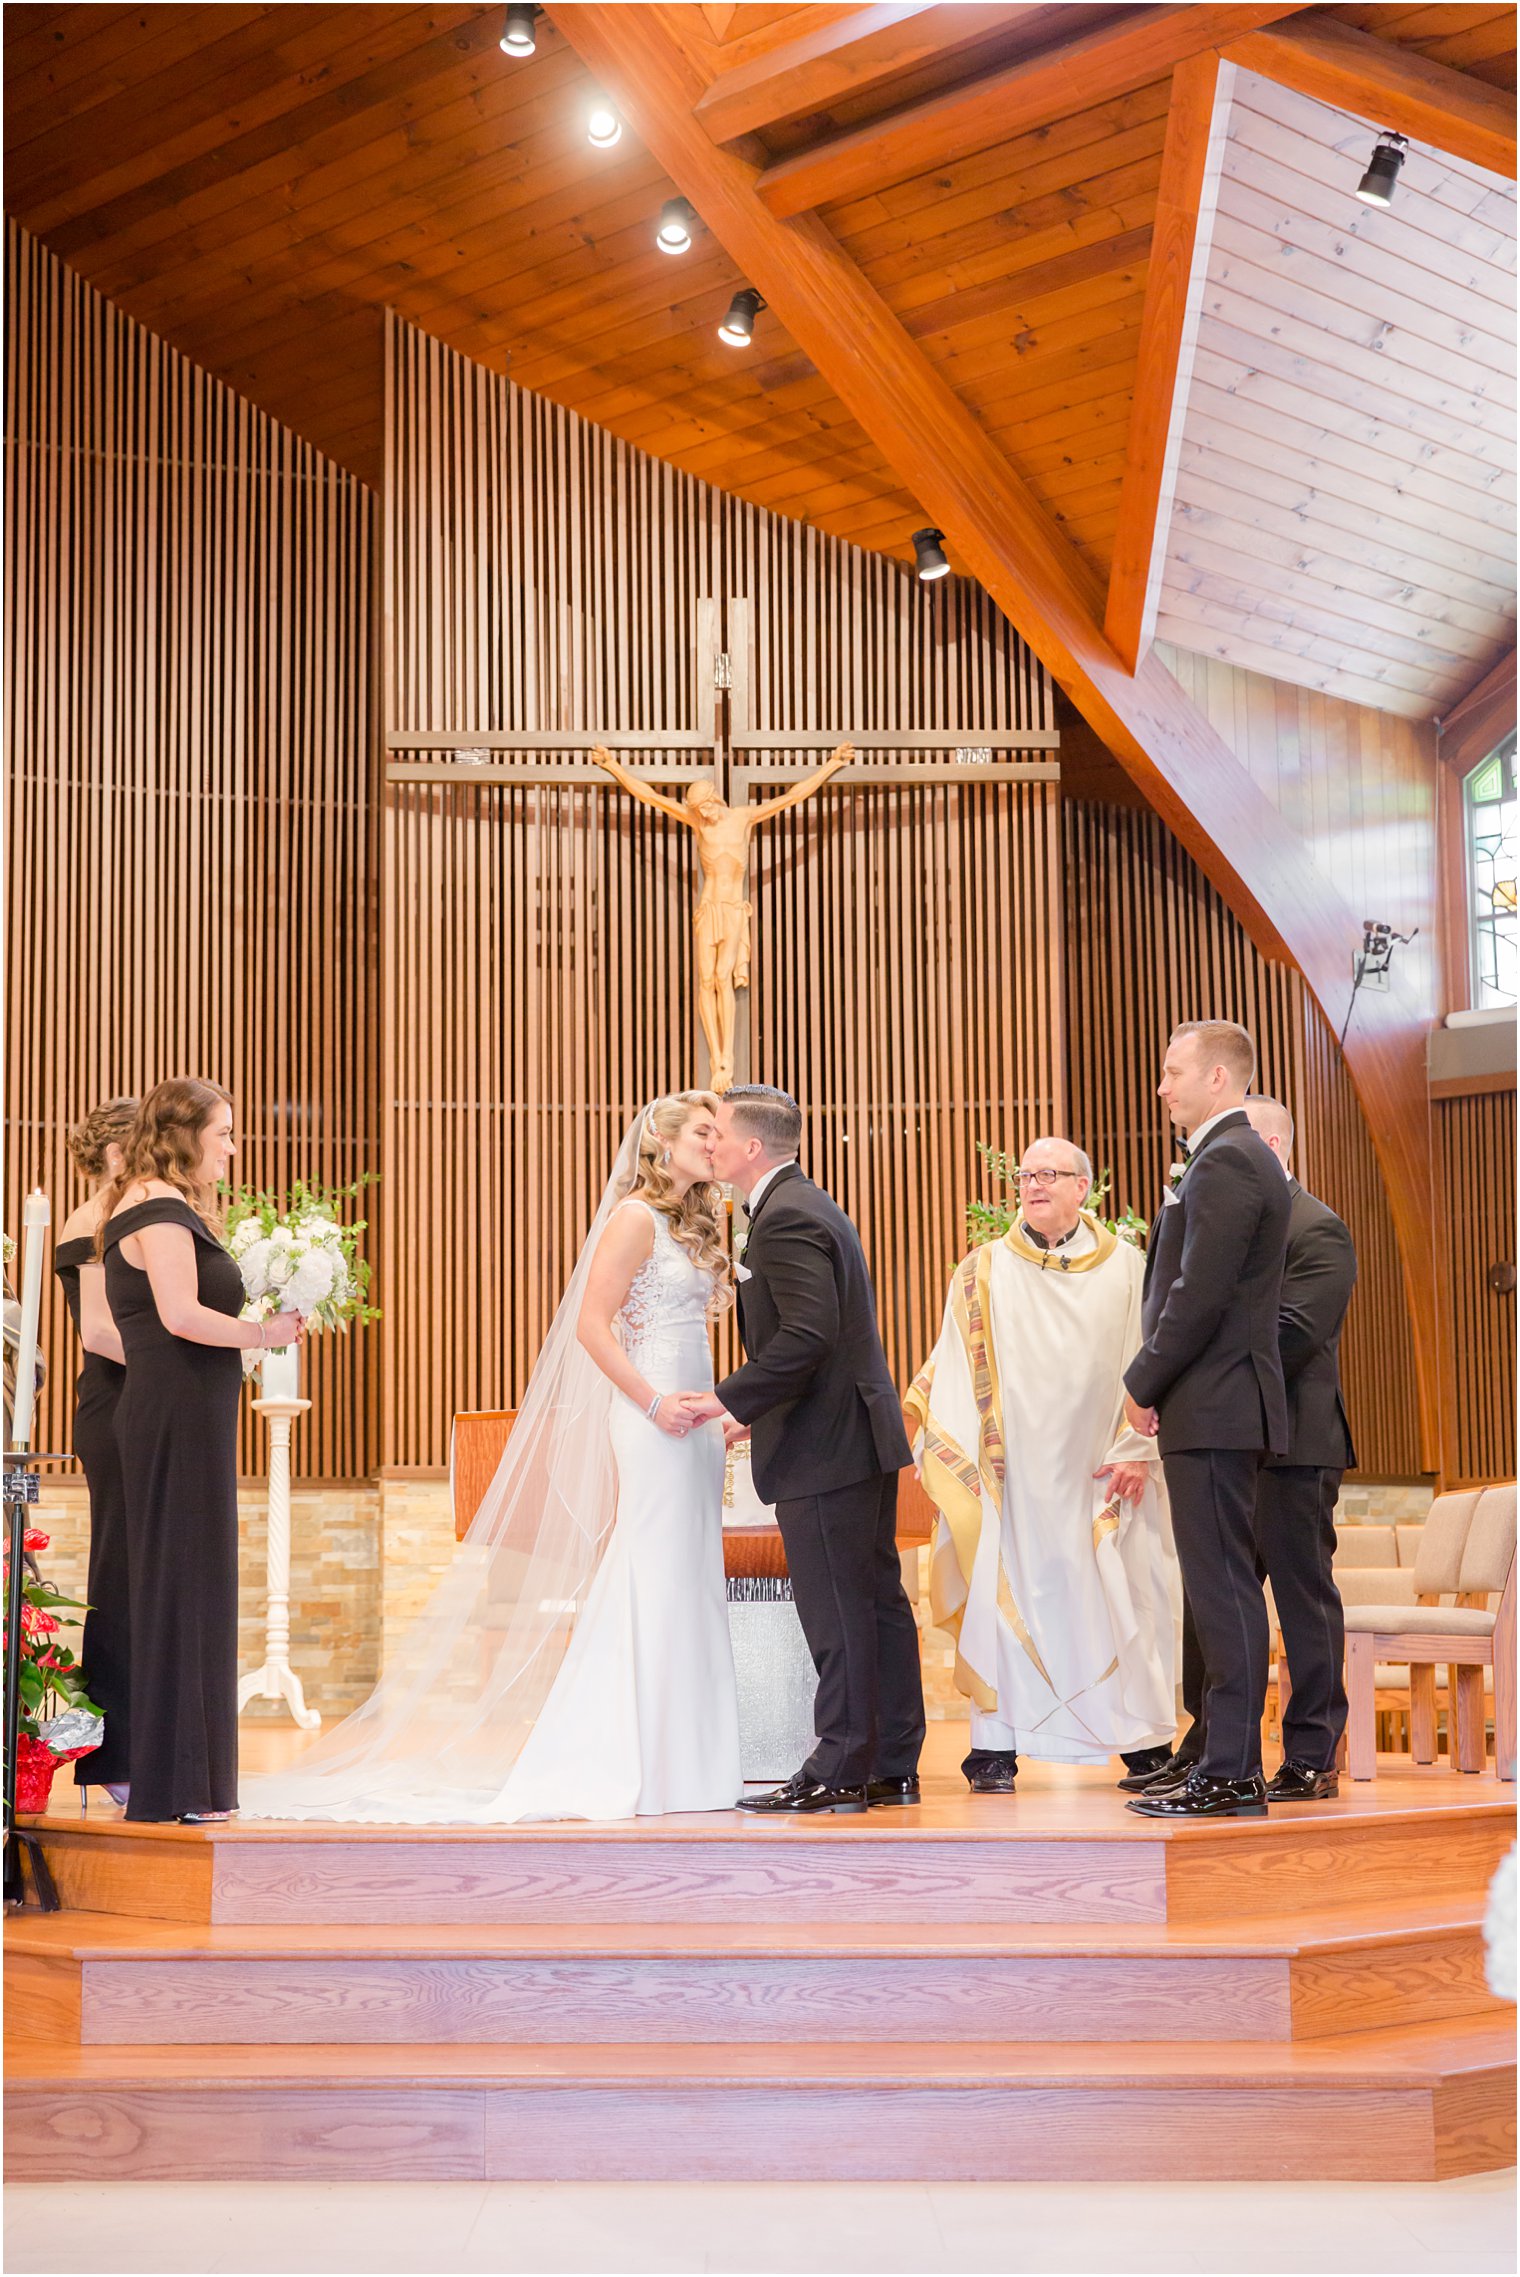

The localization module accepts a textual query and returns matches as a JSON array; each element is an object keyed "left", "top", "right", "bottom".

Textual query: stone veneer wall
[{"left": 32, "top": 1477, "right": 1434, "bottom": 1734}]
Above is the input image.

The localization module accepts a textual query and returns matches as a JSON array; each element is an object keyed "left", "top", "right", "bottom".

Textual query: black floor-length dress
[
  {"left": 103, "top": 1199, "right": 244, "bottom": 1821},
  {"left": 53, "top": 1237, "right": 131, "bottom": 1788}
]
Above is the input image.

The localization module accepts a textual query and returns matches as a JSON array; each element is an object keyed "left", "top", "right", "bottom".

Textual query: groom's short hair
[{"left": 725, "top": 1085, "right": 802, "bottom": 1159}]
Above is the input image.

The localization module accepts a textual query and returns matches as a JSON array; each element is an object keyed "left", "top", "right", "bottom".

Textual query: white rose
[
  {"left": 287, "top": 1250, "right": 338, "bottom": 1312},
  {"left": 268, "top": 1225, "right": 297, "bottom": 1251},
  {"left": 265, "top": 1248, "right": 296, "bottom": 1288},
  {"left": 228, "top": 1219, "right": 259, "bottom": 1258},
  {"left": 237, "top": 1237, "right": 274, "bottom": 1294}
]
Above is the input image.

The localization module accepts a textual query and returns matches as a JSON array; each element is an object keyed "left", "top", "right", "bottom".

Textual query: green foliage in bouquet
[
  {"left": 966, "top": 1143, "right": 1149, "bottom": 1253},
  {"left": 221, "top": 1172, "right": 381, "bottom": 1333},
  {"left": 3, "top": 1528, "right": 102, "bottom": 1742}
]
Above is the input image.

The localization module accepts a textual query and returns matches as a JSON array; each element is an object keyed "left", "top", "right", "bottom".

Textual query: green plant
[
  {"left": 3, "top": 1528, "right": 101, "bottom": 1743},
  {"left": 966, "top": 1143, "right": 1149, "bottom": 1252}
]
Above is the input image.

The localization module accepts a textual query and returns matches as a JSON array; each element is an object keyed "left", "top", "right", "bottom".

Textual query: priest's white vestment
[{"left": 905, "top": 1214, "right": 1180, "bottom": 1763}]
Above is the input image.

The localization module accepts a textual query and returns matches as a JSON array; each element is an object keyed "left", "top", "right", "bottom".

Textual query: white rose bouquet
[{"left": 223, "top": 1175, "right": 380, "bottom": 1376}]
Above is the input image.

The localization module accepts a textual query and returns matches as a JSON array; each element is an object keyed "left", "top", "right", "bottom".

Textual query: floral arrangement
[
  {"left": 967, "top": 1144, "right": 1149, "bottom": 1253},
  {"left": 224, "top": 1174, "right": 380, "bottom": 1370},
  {"left": 3, "top": 1526, "right": 101, "bottom": 1755},
  {"left": 2, "top": 1231, "right": 14, "bottom": 1267}
]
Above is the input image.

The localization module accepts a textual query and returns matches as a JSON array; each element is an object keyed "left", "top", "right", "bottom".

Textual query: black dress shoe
[
  {"left": 961, "top": 1749, "right": 1018, "bottom": 1794},
  {"left": 1126, "top": 1771, "right": 1268, "bottom": 1819},
  {"left": 1265, "top": 1762, "right": 1339, "bottom": 1801},
  {"left": 1116, "top": 1750, "right": 1199, "bottom": 1794},
  {"left": 737, "top": 1779, "right": 869, "bottom": 1815},
  {"left": 865, "top": 1777, "right": 921, "bottom": 1807},
  {"left": 736, "top": 1770, "right": 811, "bottom": 1811}
]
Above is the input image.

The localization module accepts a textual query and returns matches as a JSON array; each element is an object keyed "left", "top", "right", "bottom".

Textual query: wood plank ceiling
[
  {"left": 4, "top": 1, "right": 1516, "bottom": 714},
  {"left": 1157, "top": 65, "right": 1516, "bottom": 717}
]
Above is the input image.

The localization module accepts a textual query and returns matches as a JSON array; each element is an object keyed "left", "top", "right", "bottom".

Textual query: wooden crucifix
[{"left": 590, "top": 742, "right": 853, "bottom": 1093}]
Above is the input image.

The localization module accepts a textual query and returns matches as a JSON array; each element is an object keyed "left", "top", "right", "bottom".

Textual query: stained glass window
[{"left": 1467, "top": 735, "right": 1518, "bottom": 1007}]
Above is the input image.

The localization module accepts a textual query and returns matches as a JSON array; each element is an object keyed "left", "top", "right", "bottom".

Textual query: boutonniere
[
  {"left": 1167, "top": 1160, "right": 1188, "bottom": 1187},
  {"left": 733, "top": 1212, "right": 749, "bottom": 1263}
]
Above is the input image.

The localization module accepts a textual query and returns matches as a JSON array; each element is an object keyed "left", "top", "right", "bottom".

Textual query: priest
[{"left": 905, "top": 1138, "right": 1179, "bottom": 1792}]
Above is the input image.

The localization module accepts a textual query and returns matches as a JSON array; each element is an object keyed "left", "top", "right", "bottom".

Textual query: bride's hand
[{"left": 652, "top": 1394, "right": 694, "bottom": 1438}]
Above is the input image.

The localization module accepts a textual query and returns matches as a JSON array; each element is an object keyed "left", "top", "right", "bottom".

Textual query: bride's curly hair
[{"left": 626, "top": 1091, "right": 736, "bottom": 1316}]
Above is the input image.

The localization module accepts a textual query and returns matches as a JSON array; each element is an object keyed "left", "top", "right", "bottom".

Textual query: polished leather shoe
[
  {"left": 865, "top": 1777, "right": 922, "bottom": 1807},
  {"left": 1110, "top": 1748, "right": 1192, "bottom": 1785},
  {"left": 736, "top": 1770, "right": 811, "bottom": 1811},
  {"left": 964, "top": 1758, "right": 1018, "bottom": 1794},
  {"left": 1126, "top": 1771, "right": 1268, "bottom": 1819},
  {"left": 737, "top": 1779, "right": 869, "bottom": 1815},
  {"left": 1265, "top": 1762, "right": 1339, "bottom": 1801}
]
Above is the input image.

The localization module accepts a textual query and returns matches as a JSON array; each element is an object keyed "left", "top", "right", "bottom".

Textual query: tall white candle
[{"left": 9, "top": 1189, "right": 50, "bottom": 1452}]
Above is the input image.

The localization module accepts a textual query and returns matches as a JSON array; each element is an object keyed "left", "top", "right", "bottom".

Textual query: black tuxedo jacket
[
  {"left": 718, "top": 1165, "right": 911, "bottom": 1504},
  {"left": 1124, "top": 1108, "right": 1291, "bottom": 1457},
  {"left": 1266, "top": 1178, "right": 1357, "bottom": 1471}
]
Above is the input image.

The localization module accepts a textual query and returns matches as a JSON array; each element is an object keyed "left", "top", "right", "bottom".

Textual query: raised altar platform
[{"left": 5, "top": 1730, "right": 1514, "bottom": 2184}]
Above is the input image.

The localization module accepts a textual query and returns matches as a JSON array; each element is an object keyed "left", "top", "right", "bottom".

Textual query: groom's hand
[
  {"left": 678, "top": 1391, "right": 727, "bottom": 1425},
  {"left": 720, "top": 1416, "right": 750, "bottom": 1449}
]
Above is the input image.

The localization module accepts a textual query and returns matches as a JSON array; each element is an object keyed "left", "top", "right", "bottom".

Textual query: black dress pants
[
  {"left": 1254, "top": 1465, "right": 1347, "bottom": 1771},
  {"left": 1160, "top": 1447, "right": 1269, "bottom": 1781},
  {"left": 776, "top": 1471, "right": 926, "bottom": 1787}
]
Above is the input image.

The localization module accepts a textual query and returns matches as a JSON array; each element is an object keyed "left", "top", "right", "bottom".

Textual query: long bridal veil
[{"left": 241, "top": 1114, "right": 651, "bottom": 1822}]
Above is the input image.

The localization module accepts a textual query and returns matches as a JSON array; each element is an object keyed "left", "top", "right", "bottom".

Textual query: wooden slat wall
[
  {"left": 383, "top": 319, "right": 1057, "bottom": 1465},
  {"left": 1437, "top": 1088, "right": 1517, "bottom": 1485},
  {"left": 4, "top": 220, "right": 376, "bottom": 1479},
  {"left": 1064, "top": 796, "right": 1424, "bottom": 1479}
]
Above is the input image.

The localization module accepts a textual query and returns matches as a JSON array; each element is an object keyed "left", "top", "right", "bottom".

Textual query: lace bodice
[{"left": 614, "top": 1201, "right": 716, "bottom": 1369}]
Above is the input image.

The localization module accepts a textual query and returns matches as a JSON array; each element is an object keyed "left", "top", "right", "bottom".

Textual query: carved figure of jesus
[{"left": 590, "top": 743, "right": 854, "bottom": 1093}]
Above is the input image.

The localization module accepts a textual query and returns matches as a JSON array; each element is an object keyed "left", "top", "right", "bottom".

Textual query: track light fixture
[
  {"left": 499, "top": 2, "right": 537, "bottom": 55},
  {"left": 911, "top": 527, "right": 951, "bottom": 582},
  {"left": 1355, "top": 130, "right": 1407, "bottom": 207},
  {"left": 655, "top": 197, "right": 695, "bottom": 256},
  {"left": 718, "top": 287, "right": 765, "bottom": 347},
  {"left": 586, "top": 96, "right": 622, "bottom": 147}
]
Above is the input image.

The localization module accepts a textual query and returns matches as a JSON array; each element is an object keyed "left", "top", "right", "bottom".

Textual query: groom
[{"left": 683, "top": 1085, "right": 926, "bottom": 1814}]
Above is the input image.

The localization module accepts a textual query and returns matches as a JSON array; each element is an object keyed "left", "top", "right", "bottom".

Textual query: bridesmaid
[
  {"left": 54, "top": 1096, "right": 139, "bottom": 1804},
  {"left": 97, "top": 1080, "right": 301, "bottom": 1823}
]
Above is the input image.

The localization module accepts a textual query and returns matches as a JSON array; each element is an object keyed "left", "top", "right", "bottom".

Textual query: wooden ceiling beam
[
  {"left": 1104, "top": 51, "right": 1233, "bottom": 674},
  {"left": 1437, "top": 648, "right": 1517, "bottom": 773},
  {"left": 547, "top": 0, "right": 1443, "bottom": 1464},
  {"left": 750, "top": 2, "right": 1305, "bottom": 217},
  {"left": 693, "top": 2, "right": 1037, "bottom": 143},
  {"left": 1223, "top": 14, "right": 1517, "bottom": 179}
]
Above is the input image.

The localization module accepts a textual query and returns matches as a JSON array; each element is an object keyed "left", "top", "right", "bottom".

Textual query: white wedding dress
[
  {"left": 240, "top": 1117, "right": 744, "bottom": 1828},
  {"left": 492, "top": 1200, "right": 742, "bottom": 1821}
]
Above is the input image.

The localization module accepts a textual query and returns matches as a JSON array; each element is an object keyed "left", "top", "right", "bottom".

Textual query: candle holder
[{"left": 237, "top": 1394, "right": 321, "bottom": 1731}]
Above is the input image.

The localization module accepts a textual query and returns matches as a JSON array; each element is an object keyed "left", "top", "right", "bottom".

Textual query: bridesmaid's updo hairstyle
[
  {"left": 94, "top": 1078, "right": 234, "bottom": 1256},
  {"left": 66, "top": 1096, "right": 139, "bottom": 1180},
  {"left": 629, "top": 1091, "right": 735, "bottom": 1316}
]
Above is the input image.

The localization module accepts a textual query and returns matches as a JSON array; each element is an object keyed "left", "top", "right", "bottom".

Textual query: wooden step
[
  {"left": 6, "top": 2016, "right": 1511, "bottom": 2182},
  {"left": 25, "top": 1775, "right": 1515, "bottom": 1928},
  {"left": 5, "top": 1902, "right": 1503, "bottom": 2048}
]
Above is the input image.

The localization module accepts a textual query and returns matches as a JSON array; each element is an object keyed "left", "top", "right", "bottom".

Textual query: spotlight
[
  {"left": 499, "top": 3, "right": 537, "bottom": 55},
  {"left": 656, "top": 197, "right": 695, "bottom": 255},
  {"left": 1355, "top": 130, "right": 1407, "bottom": 207},
  {"left": 718, "top": 287, "right": 764, "bottom": 347},
  {"left": 911, "top": 527, "right": 951, "bottom": 582},
  {"left": 587, "top": 96, "right": 622, "bottom": 147}
]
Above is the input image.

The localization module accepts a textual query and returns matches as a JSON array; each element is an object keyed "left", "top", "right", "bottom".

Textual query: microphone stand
[{"left": 4, "top": 1450, "right": 69, "bottom": 1910}]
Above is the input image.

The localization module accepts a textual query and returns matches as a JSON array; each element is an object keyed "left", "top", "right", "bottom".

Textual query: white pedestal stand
[{"left": 238, "top": 1391, "right": 322, "bottom": 1731}]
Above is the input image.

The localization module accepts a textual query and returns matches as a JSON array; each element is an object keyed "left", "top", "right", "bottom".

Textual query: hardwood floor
[{"left": 8, "top": 1739, "right": 1513, "bottom": 2183}]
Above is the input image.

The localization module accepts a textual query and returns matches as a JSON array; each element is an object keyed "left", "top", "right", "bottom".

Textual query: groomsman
[
  {"left": 1121, "top": 1021, "right": 1290, "bottom": 1820},
  {"left": 1244, "top": 1096, "right": 1356, "bottom": 1800}
]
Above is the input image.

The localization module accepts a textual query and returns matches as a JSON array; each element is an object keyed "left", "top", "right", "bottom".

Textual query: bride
[{"left": 242, "top": 1093, "right": 743, "bottom": 1823}]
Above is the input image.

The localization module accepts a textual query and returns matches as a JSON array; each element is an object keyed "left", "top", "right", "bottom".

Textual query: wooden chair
[
  {"left": 1343, "top": 1485, "right": 1516, "bottom": 1782},
  {"left": 450, "top": 1409, "right": 516, "bottom": 1539},
  {"left": 1333, "top": 1523, "right": 1398, "bottom": 1569}
]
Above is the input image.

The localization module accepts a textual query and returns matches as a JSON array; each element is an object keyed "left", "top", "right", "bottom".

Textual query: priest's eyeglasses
[{"left": 1013, "top": 1169, "right": 1085, "bottom": 1187}]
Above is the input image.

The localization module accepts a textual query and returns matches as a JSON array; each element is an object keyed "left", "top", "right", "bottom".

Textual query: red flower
[
  {"left": 21, "top": 1605, "right": 59, "bottom": 1636},
  {"left": 23, "top": 1530, "right": 48, "bottom": 1553}
]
